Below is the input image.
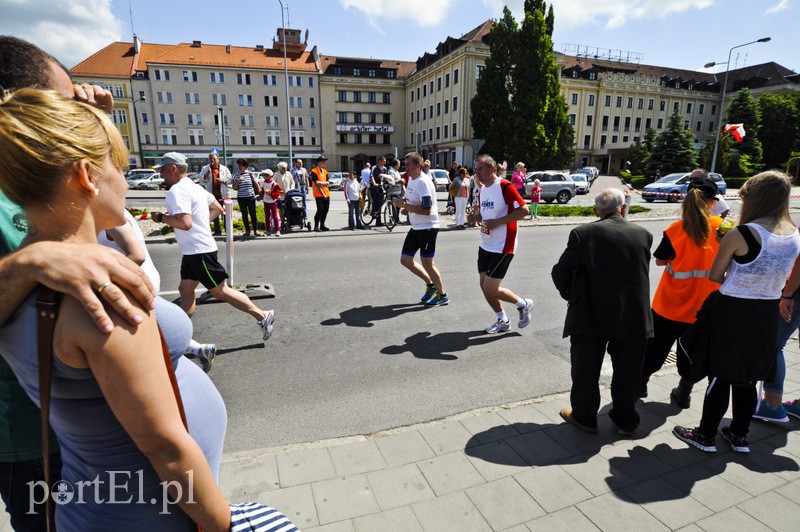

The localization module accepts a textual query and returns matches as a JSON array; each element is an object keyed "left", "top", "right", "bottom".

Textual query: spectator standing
[
  {"left": 511, "top": 162, "right": 526, "bottom": 196},
  {"left": 552, "top": 188, "right": 653, "bottom": 435},
  {"left": 371, "top": 156, "right": 388, "bottom": 226},
  {"left": 453, "top": 167, "right": 471, "bottom": 229},
  {"left": 344, "top": 171, "right": 365, "bottom": 230},
  {"left": 275, "top": 161, "right": 295, "bottom": 223},
  {"left": 232, "top": 158, "right": 261, "bottom": 238},
  {"left": 528, "top": 179, "right": 542, "bottom": 220},
  {"left": 291, "top": 158, "right": 309, "bottom": 216},
  {"left": 197, "top": 151, "right": 232, "bottom": 236},
  {"left": 468, "top": 155, "right": 533, "bottom": 333},
  {"left": 310, "top": 156, "right": 331, "bottom": 231},
  {"left": 447, "top": 160, "right": 459, "bottom": 213},
  {"left": 260, "top": 169, "right": 281, "bottom": 236}
]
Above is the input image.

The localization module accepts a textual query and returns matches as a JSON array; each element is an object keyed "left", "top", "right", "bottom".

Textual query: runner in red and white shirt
[{"left": 469, "top": 154, "right": 534, "bottom": 334}]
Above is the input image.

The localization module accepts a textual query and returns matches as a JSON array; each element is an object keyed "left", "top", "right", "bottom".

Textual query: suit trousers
[{"left": 569, "top": 335, "right": 646, "bottom": 431}]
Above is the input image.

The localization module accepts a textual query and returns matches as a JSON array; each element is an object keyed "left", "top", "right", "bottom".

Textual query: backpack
[{"left": 448, "top": 178, "right": 460, "bottom": 198}]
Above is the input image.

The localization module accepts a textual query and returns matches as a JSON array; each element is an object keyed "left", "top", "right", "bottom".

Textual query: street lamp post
[
  {"left": 708, "top": 37, "right": 770, "bottom": 173},
  {"left": 278, "top": 0, "right": 293, "bottom": 164},
  {"left": 131, "top": 96, "right": 146, "bottom": 168},
  {"left": 217, "top": 106, "right": 228, "bottom": 167}
]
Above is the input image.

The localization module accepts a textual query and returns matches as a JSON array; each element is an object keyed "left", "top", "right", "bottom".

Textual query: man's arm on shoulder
[{"left": 551, "top": 229, "right": 582, "bottom": 300}]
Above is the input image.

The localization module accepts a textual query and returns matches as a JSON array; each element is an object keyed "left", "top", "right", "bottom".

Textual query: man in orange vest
[{"left": 310, "top": 156, "right": 331, "bottom": 231}]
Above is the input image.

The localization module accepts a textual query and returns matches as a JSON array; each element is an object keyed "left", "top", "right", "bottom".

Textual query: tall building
[{"left": 319, "top": 56, "right": 415, "bottom": 172}]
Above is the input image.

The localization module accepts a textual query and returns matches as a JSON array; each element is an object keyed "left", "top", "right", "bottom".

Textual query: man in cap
[
  {"left": 197, "top": 151, "right": 232, "bottom": 235},
  {"left": 309, "top": 156, "right": 331, "bottom": 231},
  {"left": 152, "top": 152, "right": 275, "bottom": 341}
]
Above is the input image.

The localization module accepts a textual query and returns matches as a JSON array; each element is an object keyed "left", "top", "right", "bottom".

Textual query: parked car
[
  {"left": 429, "top": 169, "right": 450, "bottom": 191},
  {"left": 127, "top": 173, "right": 165, "bottom": 190},
  {"left": 124, "top": 169, "right": 158, "bottom": 181},
  {"left": 585, "top": 166, "right": 600, "bottom": 181},
  {"left": 327, "top": 172, "right": 345, "bottom": 190},
  {"left": 570, "top": 173, "right": 590, "bottom": 194},
  {"left": 524, "top": 171, "right": 577, "bottom": 204},
  {"left": 187, "top": 172, "right": 202, "bottom": 185},
  {"left": 642, "top": 172, "right": 726, "bottom": 203}
]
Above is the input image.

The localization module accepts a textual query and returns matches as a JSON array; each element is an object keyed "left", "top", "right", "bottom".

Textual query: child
[
  {"left": 259, "top": 169, "right": 281, "bottom": 236},
  {"left": 344, "top": 171, "right": 364, "bottom": 230},
  {"left": 528, "top": 179, "right": 542, "bottom": 220}
]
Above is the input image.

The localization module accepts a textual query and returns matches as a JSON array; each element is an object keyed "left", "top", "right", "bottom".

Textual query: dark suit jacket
[{"left": 551, "top": 212, "right": 653, "bottom": 339}]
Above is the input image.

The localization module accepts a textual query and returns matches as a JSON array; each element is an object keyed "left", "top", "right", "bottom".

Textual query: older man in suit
[{"left": 552, "top": 188, "right": 653, "bottom": 435}]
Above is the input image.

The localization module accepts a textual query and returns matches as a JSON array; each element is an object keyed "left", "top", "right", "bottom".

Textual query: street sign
[{"left": 469, "top": 138, "right": 486, "bottom": 154}]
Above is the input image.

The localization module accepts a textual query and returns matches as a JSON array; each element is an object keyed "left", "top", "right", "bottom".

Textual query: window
[
  {"left": 435, "top": 127, "right": 440, "bottom": 140},
  {"left": 601, "top": 115, "right": 609, "bottom": 131},
  {"left": 339, "top": 133, "right": 347, "bottom": 144},
  {"left": 340, "top": 156, "right": 348, "bottom": 171},
  {"left": 265, "top": 116, "right": 278, "bottom": 127},
  {"left": 416, "top": 110, "right": 420, "bottom": 122},
  {"left": 144, "top": 134, "right": 151, "bottom": 144},
  {"left": 627, "top": 97, "right": 633, "bottom": 108},
  {"left": 645, "top": 117, "right": 652, "bottom": 129},
  {"left": 635, "top": 117, "right": 641, "bottom": 132},
  {"left": 368, "top": 92, "right": 376, "bottom": 103},
  {"left": 338, "top": 91, "right": 347, "bottom": 102},
  {"left": 153, "top": 69, "right": 170, "bottom": 81},
  {"left": 239, "top": 94, "right": 253, "bottom": 106},
  {"left": 411, "top": 91, "right": 415, "bottom": 103},
  {"left": 437, "top": 77, "right": 441, "bottom": 91},
  {"left": 673, "top": 102, "right": 679, "bottom": 112},
  {"left": 444, "top": 100, "right": 449, "bottom": 114},
  {"left": 571, "top": 93, "right": 578, "bottom": 105},
  {"left": 453, "top": 96, "right": 458, "bottom": 112},
  {"left": 368, "top": 69, "right": 376, "bottom": 77},
  {"left": 429, "top": 105, "right": 433, "bottom": 117},
  {"left": 422, "top": 130, "right": 426, "bottom": 142},
  {"left": 354, "top": 113, "right": 362, "bottom": 124},
  {"left": 187, "top": 113, "right": 202, "bottom": 125},
  {"left": 696, "top": 121, "right": 702, "bottom": 131},
  {"left": 353, "top": 68, "right": 361, "bottom": 76},
  {"left": 291, "top": 131, "right": 304, "bottom": 146},
  {"left": 613, "top": 116, "right": 620, "bottom": 131},
  {"left": 387, "top": 70, "right": 395, "bottom": 78},
  {"left": 338, "top": 112, "right": 347, "bottom": 123},
  {"left": 213, "top": 114, "right": 228, "bottom": 127},
  {"left": 709, "top": 121, "right": 715, "bottom": 132},
  {"left": 138, "top": 90, "right": 145, "bottom": 100},
  {"left": 659, "top": 100, "right": 666, "bottom": 112},
  {"left": 623, "top": 136, "right": 628, "bottom": 143},
  {"left": 687, "top": 102, "right": 693, "bottom": 113},
  {"left": 188, "top": 129, "right": 204, "bottom": 145},
  {"left": 588, "top": 95, "right": 595, "bottom": 106},
  {"left": 354, "top": 133, "right": 362, "bottom": 144},
  {"left": 429, "top": 81, "right": 433, "bottom": 93},
  {"left": 454, "top": 68, "right": 459, "bottom": 84},
  {"left": 156, "top": 91, "right": 173, "bottom": 104},
  {"left": 589, "top": 72, "right": 597, "bottom": 80},
  {"left": 267, "top": 131, "right": 281, "bottom": 146},
  {"left": 612, "top": 135, "right": 618, "bottom": 143},
  {"left": 263, "top": 95, "right": 278, "bottom": 107},
  {"left": 445, "top": 73, "right": 450, "bottom": 87},
  {"left": 699, "top": 103, "right": 705, "bottom": 114},
  {"left": 215, "top": 130, "right": 230, "bottom": 145},
  {"left": 476, "top": 65, "right": 485, "bottom": 80},
  {"left": 122, "top": 135, "right": 130, "bottom": 149},
  {"left": 211, "top": 72, "right": 226, "bottom": 83},
  {"left": 113, "top": 86, "right": 123, "bottom": 98},
  {"left": 452, "top": 123, "right": 457, "bottom": 137},
  {"left": 160, "top": 128, "right": 177, "bottom": 145},
  {"left": 310, "top": 117, "right": 316, "bottom": 128},
  {"left": 308, "top": 77, "right": 314, "bottom": 87},
  {"left": 443, "top": 125, "right": 449, "bottom": 138},
  {"left": 262, "top": 74, "right": 275, "bottom": 85},
  {"left": 586, "top": 115, "right": 593, "bottom": 126},
  {"left": 422, "top": 108, "right": 426, "bottom": 120},
  {"left": 183, "top": 70, "right": 198, "bottom": 82},
  {"left": 428, "top": 128, "right": 432, "bottom": 141},
  {"left": 382, "top": 92, "right": 390, "bottom": 104},
  {"left": 624, "top": 117, "right": 631, "bottom": 131},
  {"left": 236, "top": 73, "right": 251, "bottom": 85},
  {"left": 600, "top": 135, "right": 606, "bottom": 147},
  {"left": 657, "top": 118, "right": 664, "bottom": 129},
  {"left": 353, "top": 92, "right": 361, "bottom": 103},
  {"left": 583, "top": 135, "right": 591, "bottom": 149},
  {"left": 616, "top": 96, "right": 622, "bottom": 107},
  {"left": 111, "top": 110, "right": 127, "bottom": 124},
  {"left": 637, "top": 98, "right": 643, "bottom": 109},
  {"left": 568, "top": 114, "right": 576, "bottom": 125},
  {"left": 185, "top": 92, "right": 200, "bottom": 104},
  {"left": 436, "top": 103, "right": 441, "bottom": 116},
  {"left": 333, "top": 66, "right": 341, "bottom": 75},
  {"left": 295, "top": 76, "right": 301, "bottom": 86},
  {"left": 648, "top": 99, "right": 654, "bottom": 110},
  {"left": 289, "top": 97, "right": 302, "bottom": 108},
  {"left": 369, "top": 134, "right": 376, "bottom": 144},
  {"left": 368, "top": 113, "right": 376, "bottom": 124},
  {"left": 410, "top": 112, "right": 414, "bottom": 124},
  {"left": 240, "top": 115, "right": 254, "bottom": 127},
  {"left": 159, "top": 113, "right": 175, "bottom": 125},
  {"left": 141, "top": 112, "right": 148, "bottom": 124},
  {"left": 711, "top": 104, "right": 717, "bottom": 115},
  {"left": 423, "top": 84, "right": 427, "bottom": 97},
  {"left": 212, "top": 93, "right": 227, "bottom": 106},
  {"left": 242, "top": 130, "right": 256, "bottom": 145},
  {"left": 604, "top": 95, "right": 611, "bottom": 106}
]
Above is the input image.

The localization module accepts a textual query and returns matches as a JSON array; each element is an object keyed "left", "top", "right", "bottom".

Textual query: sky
[{"left": 0, "top": 0, "right": 795, "bottom": 75}]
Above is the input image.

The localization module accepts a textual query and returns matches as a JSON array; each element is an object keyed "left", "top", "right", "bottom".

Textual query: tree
[
  {"left": 723, "top": 87, "right": 763, "bottom": 175},
  {"left": 629, "top": 128, "right": 656, "bottom": 176},
  {"left": 758, "top": 92, "right": 800, "bottom": 170},
  {"left": 645, "top": 110, "right": 698, "bottom": 174}
]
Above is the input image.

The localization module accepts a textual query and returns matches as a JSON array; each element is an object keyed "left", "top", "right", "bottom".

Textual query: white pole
[{"left": 225, "top": 198, "right": 234, "bottom": 286}]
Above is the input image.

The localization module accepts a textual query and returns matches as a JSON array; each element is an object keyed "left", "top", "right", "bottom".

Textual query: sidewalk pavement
[{"left": 218, "top": 342, "right": 800, "bottom": 532}]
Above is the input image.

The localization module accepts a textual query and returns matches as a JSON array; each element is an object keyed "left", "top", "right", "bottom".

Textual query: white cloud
[
  {"left": 339, "top": 0, "right": 456, "bottom": 28},
  {"left": 483, "top": 0, "right": 717, "bottom": 30},
  {"left": 0, "top": 0, "right": 124, "bottom": 67},
  {"left": 766, "top": 0, "right": 790, "bottom": 14}
]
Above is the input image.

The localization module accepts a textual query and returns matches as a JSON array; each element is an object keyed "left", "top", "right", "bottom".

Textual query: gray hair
[
  {"left": 277, "top": 161, "right": 288, "bottom": 170},
  {"left": 594, "top": 188, "right": 625, "bottom": 213}
]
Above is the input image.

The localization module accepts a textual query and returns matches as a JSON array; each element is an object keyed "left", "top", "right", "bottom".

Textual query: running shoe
[
  {"left": 518, "top": 299, "right": 534, "bottom": 328},
  {"left": 196, "top": 344, "right": 217, "bottom": 373},
  {"left": 721, "top": 426, "right": 750, "bottom": 453},
  {"left": 673, "top": 426, "right": 716, "bottom": 453},
  {"left": 425, "top": 293, "right": 450, "bottom": 306},
  {"left": 420, "top": 285, "right": 437, "bottom": 303},
  {"left": 484, "top": 319, "right": 510, "bottom": 334},
  {"left": 784, "top": 399, "right": 800, "bottom": 419},
  {"left": 258, "top": 310, "right": 275, "bottom": 341},
  {"left": 753, "top": 402, "right": 789, "bottom": 423}
]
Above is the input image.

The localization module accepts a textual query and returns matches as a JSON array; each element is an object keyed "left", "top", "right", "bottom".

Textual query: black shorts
[
  {"left": 180, "top": 251, "right": 229, "bottom": 289},
  {"left": 402, "top": 228, "right": 438, "bottom": 258},
  {"left": 477, "top": 247, "right": 514, "bottom": 279}
]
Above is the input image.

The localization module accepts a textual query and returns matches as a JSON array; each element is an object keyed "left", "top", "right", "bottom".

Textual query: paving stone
[
  {"left": 514, "top": 465, "right": 593, "bottom": 513},
  {"left": 703, "top": 455, "right": 787, "bottom": 496},
  {"left": 621, "top": 476, "right": 713, "bottom": 529},
  {"left": 505, "top": 430, "right": 572, "bottom": 466},
  {"left": 466, "top": 477, "right": 545, "bottom": 530},
  {"left": 254, "top": 484, "right": 318, "bottom": 529},
  {"left": 674, "top": 525, "right": 704, "bottom": 532},
  {"left": 412, "top": 491, "right": 491, "bottom": 532},
  {"left": 501, "top": 525, "right": 530, "bottom": 532},
  {"left": 576, "top": 492, "right": 669, "bottom": 531},
  {"left": 557, "top": 453, "right": 636, "bottom": 496},
  {"left": 353, "top": 506, "right": 422, "bottom": 532},
  {"left": 695, "top": 506, "right": 766, "bottom": 531},
  {"left": 764, "top": 429, "right": 800, "bottom": 461},
  {"left": 277, "top": 447, "right": 336, "bottom": 487},
  {"left": 598, "top": 440, "right": 674, "bottom": 482},
  {"left": 661, "top": 464, "right": 751, "bottom": 512},
  {"left": 775, "top": 478, "right": 800, "bottom": 501},
  {"left": 740, "top": 445, "right": 800, "bottom": 482},
  {"left": 525, "top": 506, "right": 600, "bottom": 532},
  {"left": 497, "top": 404, "right": 554, "bottom": 431},
  {"left": 460, "top": 412, "right": 521, "bottom": 444},
  {"left": 416, "top": 451, "right": 485, "bottom": 495},
  {"left": 465, "top": 440, "right": 532, "bottom": 482},
  {"left": 311, "top": 475, "right": 380, "bottom": 524},
  {"left": 219, "top": 455, "right": 279, "bottom": 499},
  {"left": 305, "top": 521, "right": 355, "bottom": 532},
  {"left": 418, "top": 420, "right": 474, "bottom": 455},
  {"left": 532, "top": 397, "right": 571, "bottom": 424},
  {"left": 328, "top": 440, "right": 388, "bottom": 477},
  {"left": 541, "top": 422, "right": 610, "bottom": 456},
  {"left": 644, "top": 432, "right": 715, "bottom": 470},
  {"left": 375, "top": 431, "right": 436, "bottom": 468},
  {"left": 737, "top": 490, "right": 800, "bottom": 531},
  {"left": 366, "top": 463, "right": 435, "bottom": 510}
]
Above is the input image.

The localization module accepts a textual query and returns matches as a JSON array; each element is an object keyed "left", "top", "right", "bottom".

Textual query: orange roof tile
[
  {"left": 319, "top": 55, "right": 416, "bottom": 78},
  {"left": 70, "top": 42, "right": 137, "bottom": 78},
  {"left": 147, "top": 42, "right": 319, "bottom": 72}
]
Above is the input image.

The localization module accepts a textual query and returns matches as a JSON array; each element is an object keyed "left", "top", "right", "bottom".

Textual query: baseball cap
[
  {"left": 687, "top": 176, "right": 719, "bottom": 200},
  {"left": 153, "top": 152, "right": 188, "bottom": 169},
  {"left": 260, "top": 169, "right": 274, "bottom": 177},
  {"left": 316, "top": 156, "right": 328, "bottom": 162}
]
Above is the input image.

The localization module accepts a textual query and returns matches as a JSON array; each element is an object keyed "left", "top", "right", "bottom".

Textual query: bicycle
[
  {"left": 360, "top": 189, "right": 375, "bottom": 226},
  {"left": 380, "top": 184, "right": 404, "bottom": 231}
]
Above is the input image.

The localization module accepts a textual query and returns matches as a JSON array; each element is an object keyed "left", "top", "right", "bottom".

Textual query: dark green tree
[
  {"left": 723, "top": 87, "right": 763, "bottom": 174},
  {"left": 645, "top": 110, "right": 698, "bottom": 174},
  {"left": 627, "top": 138, "right": 649, "bottom": 175},
  {"left": 758, "top": 92, "right": 800, "bottom": 169}
]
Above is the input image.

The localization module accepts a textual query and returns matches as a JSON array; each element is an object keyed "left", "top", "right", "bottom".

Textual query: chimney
[
  {"left": 226, "top": 44, "right": 231, "bottom": 53},
  {"left": 133, "top": 35, "right": 141, "bottom": 54},
  {"left": 255, "top": 44, "right": 264, "bottom": 51},
  {"left": 191, "top": 40, "right": 201, "bottom": 47}
]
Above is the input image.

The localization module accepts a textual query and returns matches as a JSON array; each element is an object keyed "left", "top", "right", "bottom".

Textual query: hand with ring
[{"left": 97, "top": 281, "right": 114, "bottom": 294}]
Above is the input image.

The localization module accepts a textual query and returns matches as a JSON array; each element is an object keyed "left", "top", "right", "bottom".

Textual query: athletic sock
[
  {"left": 186, "top": 339, "right": 202, "bottom": 356},
  {"left": 516, "top": 298, "right": 527, "bottom": 308},
  {"left": 496, "top": 310, "right": 508, "bottom": 322},
  {"left": 426, "top": 283, "right": 435, "bottom": 289}
]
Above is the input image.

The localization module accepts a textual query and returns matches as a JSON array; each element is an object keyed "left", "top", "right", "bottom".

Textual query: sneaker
[
  {"left": 784, "top": 399, "right": 800, "bottom": 419},
  {"left": 275, "top": 232, "right": 281, "bottom": 237},
  {"left": 721, "top": 426, "right": 750, "bottom": 453},
  {"left": 484, "top": 319, "right": 511, "bottom": 334},
  {"left": 517, "top": 298, "right": 534, "bottom": 328},
  {"left": 753, "top": 402, "right": 789, "bottom": 423},
  {"left": 426, "top": 293, "right": 449, "bottom": 306},
  {"left": 420, "top": 285, "right": 437, "bottom": 303},
  {"left": 673, "top": 426, "right": 716, "bottom": 453},
  {"left": 195, "top": 344, "right": 217, "bottom": 373},
  {"left": 258, "top": 310, "right": 275, "bottom": 341}
]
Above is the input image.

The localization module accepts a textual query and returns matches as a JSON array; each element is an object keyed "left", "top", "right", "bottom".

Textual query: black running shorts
[
  {"left": 477, "top": 247, "right": 514, "bottom": 279},
  {"left": 180, "top": 251, "right": 229, "bottom": 289}
]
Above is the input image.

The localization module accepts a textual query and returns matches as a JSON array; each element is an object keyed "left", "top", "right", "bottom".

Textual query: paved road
[{"left": 147, "top": 218, "right": 674, "bottom": 453}]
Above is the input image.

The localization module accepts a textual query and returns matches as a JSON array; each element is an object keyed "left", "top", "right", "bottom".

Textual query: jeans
[
  {"left": 347, "top": 200, "right": 363, "bottom": 229},
  {"left": 237, "top": 196, "right": 258, "bottom": 234},
  {"left": 0, "top": 454, "right": 62, "bottom": 532},
  {"left": 299, "top": 185, "right": 307, "bottom": 216},
  {"left": 764, "top": 303, "right": 800, "bottom": 394}
]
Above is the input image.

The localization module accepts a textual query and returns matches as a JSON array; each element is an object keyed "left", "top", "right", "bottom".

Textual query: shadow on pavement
[
  {"left": 216, "top": 343, "right": 266, "bottom": 355},
  {"left": 321, "top": 303, "right": 427, "bottom": 327},
  {"left": 381, "top": 330, "right": 521, "bottom": 360}
]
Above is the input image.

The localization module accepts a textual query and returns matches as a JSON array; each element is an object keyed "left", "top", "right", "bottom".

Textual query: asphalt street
[{"left": 147, "top": 218, "right": 674, "bottom": 453}]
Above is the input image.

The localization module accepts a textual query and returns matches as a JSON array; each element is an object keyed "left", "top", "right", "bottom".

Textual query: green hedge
[
  {"left": 538, "top": 205, "right": 649, "bottom": 217},
  {"left": 724, "top": 177, "right": 749, "bottom": 189}
]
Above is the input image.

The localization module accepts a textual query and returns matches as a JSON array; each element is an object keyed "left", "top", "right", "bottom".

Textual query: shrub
[{"left": 537, "top": 205, "right": 649, "bottom": 217}]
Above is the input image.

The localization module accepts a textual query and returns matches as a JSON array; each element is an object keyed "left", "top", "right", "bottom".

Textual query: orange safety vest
[
  {"left": 652, "top": 216, "right": 722, "bottom": 323},
  {"left": 310, "top": 167, "right": 329, "bottom": 198}
]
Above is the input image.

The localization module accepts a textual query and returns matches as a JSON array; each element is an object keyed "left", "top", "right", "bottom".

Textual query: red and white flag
[{"left": 723, "top": 123, "right": 746, "bottom": 143}]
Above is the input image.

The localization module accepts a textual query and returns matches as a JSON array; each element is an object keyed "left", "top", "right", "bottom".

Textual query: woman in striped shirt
[{"left": 232, "top": 158, "right": 261, "bottom": 237}]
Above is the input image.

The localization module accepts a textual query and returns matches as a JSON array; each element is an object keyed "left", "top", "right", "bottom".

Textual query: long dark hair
[
  {"left": 739, "top": 171, "right": 792, "bottom": 226},
  {"left": 681, "top": 189, "right": 712, "bottom": 246}
]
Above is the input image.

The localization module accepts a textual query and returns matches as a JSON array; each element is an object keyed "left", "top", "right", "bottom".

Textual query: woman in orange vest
[{"left": 640, "top": 175, "right": 723, "bottom": 408}]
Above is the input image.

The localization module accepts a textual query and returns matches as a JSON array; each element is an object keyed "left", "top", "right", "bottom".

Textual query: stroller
[{"left": 281, "top": 189, "right": 311, "bottom": 232}]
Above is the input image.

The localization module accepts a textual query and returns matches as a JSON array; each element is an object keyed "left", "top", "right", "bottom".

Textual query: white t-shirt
[
  {"left": 344, "top": 178, "right": 361, "bottom": 201},
  {"left": 165, "top": 177, "right": 218, "bottom": 255},
  {"left": 98, "top": 210, "right": 161, "bottom": 292},
  {"left": 360, "top": 167, "right": 372, "bottom": 189},
  {"left": 276, "top": 171, "right": 295, "bottom": 198},
  {"left": 405, "top": 173, "right": 439, "bottom": 230},
  {"left": 477, "top": 178, "right": 525, "bottom": 254}
]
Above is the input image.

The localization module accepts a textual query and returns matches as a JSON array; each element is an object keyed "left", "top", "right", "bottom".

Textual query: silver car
[
  {"left": 127, "top": 173, "right": 165, "bottom": 190},
  {"left": 429, "top": 169, "right": 450, "bottom": 191},
  {"left": 327, "top": 172, "right": 345, "bottom": 190},
  {"left": 570, "top": 174, "right": 590, "bottom": 194},
  {"left": 524, "top": 171, "right": 576, "bottom": 204}
]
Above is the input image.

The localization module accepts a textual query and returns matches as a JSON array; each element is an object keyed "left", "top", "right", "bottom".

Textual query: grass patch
[{"left": 538, "top": 205, "right": 649, "bottom": 217}]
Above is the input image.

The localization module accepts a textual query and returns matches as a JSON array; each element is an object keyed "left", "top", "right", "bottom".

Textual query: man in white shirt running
[
  {"left": 468, "top": 154, "right": 534, "bottom": 333},
  {"left": 392, "top": 152, "right": 449, "bottom": 306},
  {"left": 152, "top": 152, "right": 275, "bottom": 343}
]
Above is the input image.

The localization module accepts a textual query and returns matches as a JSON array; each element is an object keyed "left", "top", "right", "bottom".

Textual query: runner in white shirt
[
  {"left": 151, "top": 152, "right": 275, "bottom": 344},
  {"left": 392, "top": 152, "right": 449, "bottom": 306},
  {"left": 468, "top": 154, "right": 534, "bottom": 333}
]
